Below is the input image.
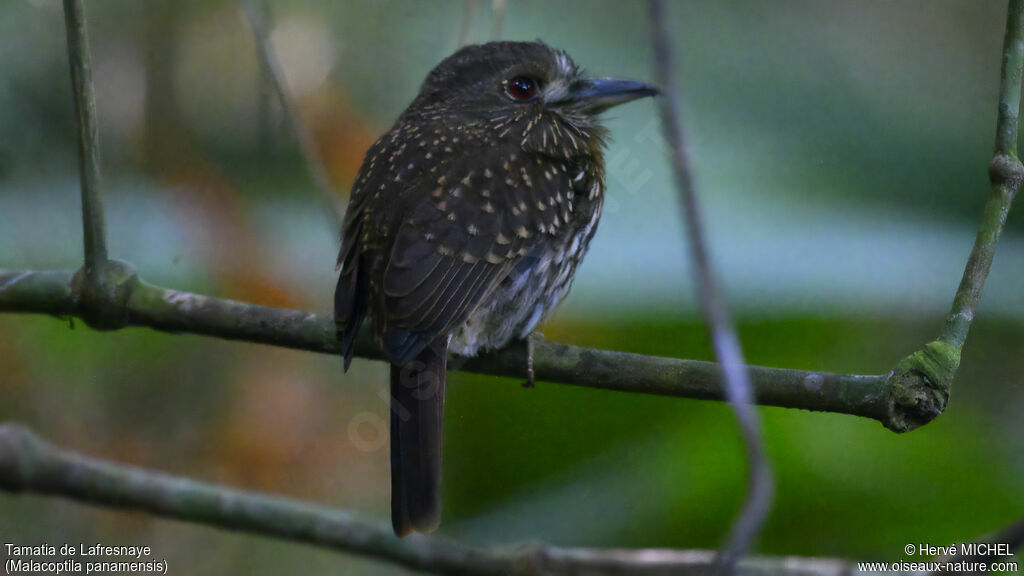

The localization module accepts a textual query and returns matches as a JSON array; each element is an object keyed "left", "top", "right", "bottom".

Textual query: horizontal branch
[
  {"left": 1, "top": 263, "right": 928, "bottom": 431},
  {"left": 0, "top": 423, "right": 870, "bottom": 576}
]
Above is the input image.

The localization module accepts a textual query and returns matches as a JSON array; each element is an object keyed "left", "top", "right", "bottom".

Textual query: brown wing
[
  {"left": 335, "top": 134, "right": 397, "bottom": 370},
  {"left": 379, "top": 148, "right": 574, "bottom": 365}
]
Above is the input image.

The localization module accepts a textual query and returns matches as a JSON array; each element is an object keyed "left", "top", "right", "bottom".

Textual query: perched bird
[{"left": 335, "top": 41, "right": 656, "bottom": 537}]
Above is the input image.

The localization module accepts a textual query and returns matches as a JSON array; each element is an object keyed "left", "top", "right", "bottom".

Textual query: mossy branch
[
  {"left": 0, "top": 264, "right": 896, "bottom": 425},
  {"left": 0, "top": 423, "right": 897, "bottom": 576},
  {"left": 886, "top": 0, "right": 1023, "bottom": 432},
  {"left": 1, "top": 424, "right": 1020, "bottom": 575}
]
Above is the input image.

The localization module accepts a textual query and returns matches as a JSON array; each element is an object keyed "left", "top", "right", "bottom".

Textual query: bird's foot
[{"left": 521, "top": 331, "right": 544, "bottom": 388}]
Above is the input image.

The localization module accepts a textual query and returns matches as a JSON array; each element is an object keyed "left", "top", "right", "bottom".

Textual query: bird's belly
[
  {"left": 449, "top": 205, "right": 600, "bottom": 357},
  {"left": 448, "top": 256, "right": 572, "bottom": 356}
]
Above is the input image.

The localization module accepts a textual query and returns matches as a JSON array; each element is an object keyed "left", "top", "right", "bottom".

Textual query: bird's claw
[{"left": 522, "top": 332, "right": 544, "bottom": 388}]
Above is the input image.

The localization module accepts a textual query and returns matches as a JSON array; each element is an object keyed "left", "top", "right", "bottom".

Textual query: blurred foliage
[{"left": 1, "top": 0, "right": 1022, "bottom": 574}]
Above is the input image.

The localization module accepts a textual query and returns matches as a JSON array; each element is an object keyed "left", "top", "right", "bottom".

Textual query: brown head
[{"left": 404, "top": 41, "right": 658, "bottom": 161}]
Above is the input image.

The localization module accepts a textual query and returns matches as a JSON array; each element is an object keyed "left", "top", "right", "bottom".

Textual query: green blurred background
[{"left": 2, "top": 0, "right": 1023, "bottom": 573}]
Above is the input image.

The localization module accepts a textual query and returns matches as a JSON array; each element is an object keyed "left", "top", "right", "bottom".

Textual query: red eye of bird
[{"left": 506, "top": 76, "right": 537, "bottom": 101}]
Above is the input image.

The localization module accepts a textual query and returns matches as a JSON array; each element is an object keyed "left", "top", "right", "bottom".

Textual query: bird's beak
[{"left": 566, "top": 78, "right": 659, "bottom": 113}]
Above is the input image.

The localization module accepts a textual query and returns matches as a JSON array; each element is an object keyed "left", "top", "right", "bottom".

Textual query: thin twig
[
  {"left": 930, "top": 514, "right": 1024, "bottom": 573},
  {"left": 256, "top": 0, "right": 278, "bottom": 154},
  {"left": 885, "top": 0, "right": 1024, "bottom": 434},
  {"left": 938, "top": 0, "right": 1024, "bottom": 351},
  {"left": 491, "top": 0, "right": 505, "bottom": 40},
  {"left": 237, "top": 0, "right": 345, "bottom": 234},
  {"left": 0, "top": 266, "right": 909, "bottom": 426},
  {"left": 62, "top": 0, "right": 107, "bottom": 275},
  {"left": 995, "top": 516, "right": 1024, "bottom": 552},
  {"left": 648, "top": 1, "right": 773, "bottom": 573},
  {"left": 457, "top": 0, "right": 480, "bottom": 48},
  {"left": 0, "top": 423, "right": 872, "bottom": 576}
]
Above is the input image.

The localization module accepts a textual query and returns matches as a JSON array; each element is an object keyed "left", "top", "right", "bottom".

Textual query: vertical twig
[
  {"left": 938, "top": 0, "right": 1023, "bottom": 350},
  {"left": 993, "top": 2, "right": 1023, "bottom": 161},
  {"left": 457, "top": 0, "right": 480, "bottom": 48},
  {"left": 491, "top": 0, "right": 505, "bottom": 40},
  {"left": 647, "top": 1, "right": 774, "bottom": 573},
  {"left": 62, "top": 0, "right": 108, "bottom": 277},
  {"left": 930, "top": 514, "right": 1024, "bottom": 574},
  {"left": 237, "top": 0, "right": 345, "bottom": 234},
  {"left": 886, "top": 0, "right": 1023, "bottom": 424},
  {"left": 256, "top": 0, "right": 278, "bottom": 155},
  {"left": 994, "top": 515, "right": 1024, "bottom": 552}
]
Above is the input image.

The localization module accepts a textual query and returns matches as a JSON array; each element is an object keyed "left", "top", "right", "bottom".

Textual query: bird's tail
[{"left": 390, "top": 339, "right": 446, "bottom": 537}]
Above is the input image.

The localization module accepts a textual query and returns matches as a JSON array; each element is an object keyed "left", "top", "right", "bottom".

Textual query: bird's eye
[{"left": 505, "top": 76, "right": 538, "bottom": 101}]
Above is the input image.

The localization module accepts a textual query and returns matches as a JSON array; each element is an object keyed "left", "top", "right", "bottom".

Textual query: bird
[{"left": 335, "top": 41, "right": 656, "bottom": 537}]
